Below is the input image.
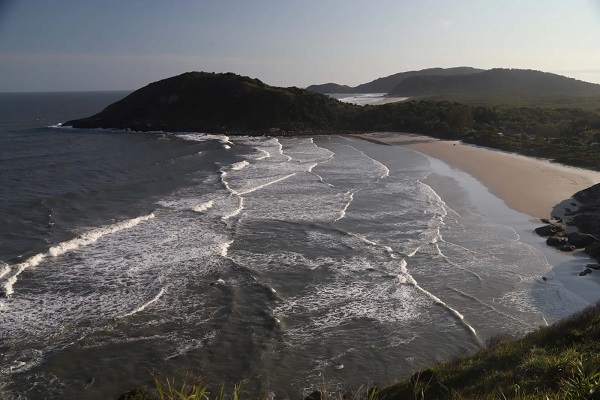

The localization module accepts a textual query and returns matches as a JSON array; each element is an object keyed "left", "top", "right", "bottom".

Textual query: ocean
[{"left": 0, "top": 92, "right": 592, "bottom": 399}]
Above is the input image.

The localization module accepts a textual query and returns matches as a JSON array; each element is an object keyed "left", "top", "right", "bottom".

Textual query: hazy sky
[{"left": 1, "top": 0, "right": 600, "bottom": 92}]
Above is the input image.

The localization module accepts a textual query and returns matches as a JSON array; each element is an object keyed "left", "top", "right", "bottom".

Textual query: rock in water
[{"left": 535, "top": 225, "right": 558, "bottom": 236}]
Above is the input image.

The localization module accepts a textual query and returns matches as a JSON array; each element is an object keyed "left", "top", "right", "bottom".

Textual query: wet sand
[{"left": 358, "top": 132, "right": 600, "bottom": 219}]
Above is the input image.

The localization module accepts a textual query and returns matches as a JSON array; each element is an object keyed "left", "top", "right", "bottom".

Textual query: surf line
[
  {"left": 343, "top": 143, "right": 390, "bottom": 179},
  {"left": 121, "top": 287, "right": 166, "bottom": 318},
  {"left": 398, "top": 259, "right": 483, "bottom": 347},
  {"left": 306, "top": 141, "right": 335, "bottom": 187},
  {"left": 1, "top": 213, "right": 155, "bottom": 298},
  {"left": 334, "top": 190, "right": 356, "bottom": 222},
  {"left": 222, "top": 196, "right": 244, "bottom": 221},
  {"left": 236, "top": 173, "right": 297, "bottom": 195},
  {"left": 193, "top": 200, "right": 214, "bottom": 213},
  {"left": 273, "top": 138, "right": 292, "bottom": 161}
]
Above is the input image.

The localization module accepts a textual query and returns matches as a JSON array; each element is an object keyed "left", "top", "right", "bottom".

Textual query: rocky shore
[{"left": 536, "top": 182, "right": 600, "bottom": 276}]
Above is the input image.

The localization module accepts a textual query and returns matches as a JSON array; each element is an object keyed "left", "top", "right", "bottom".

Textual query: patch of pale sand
[
  {"left": 371, "top": 97, "right": 410, "bottom": 105},
  {"left": 356, "top": 132, "right": 600, "bottom": 219}
]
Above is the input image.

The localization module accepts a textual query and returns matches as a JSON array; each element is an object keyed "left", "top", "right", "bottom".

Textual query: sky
[{"left": 1, "top": 0, "right": 600, "bottom": 92}]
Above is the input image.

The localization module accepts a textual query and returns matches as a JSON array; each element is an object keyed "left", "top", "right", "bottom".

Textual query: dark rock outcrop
[
  {"left": 546, "top": 237, "right": 567, "bottom": 247},
  {"left": 585, "top": 242, "right": 600, "bottom": 258},
  {"left": 571, "top": 184, "right": 600, "bottom": 235},
  {"left": 567, "top": 232, "right": 598, "bottom": 248},
  {"left": 558, "top": 245, "right": 576, "bottom": 252},
  {"left": 542, "top": 184, "right": 600, "bottom": 270},
  {"left": 535, "top": 225, "right": 563, "bottom": 236}
]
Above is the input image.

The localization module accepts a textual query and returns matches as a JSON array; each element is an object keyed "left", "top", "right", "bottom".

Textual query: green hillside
[
  {"left": 306, "top": 67, "right": 482, "bottom": 94},
  {"left": 387, "top": 68, "right": 600, "bottom": 98},
  {"left": 67, "top": 72, "right": 357, "bottom": 133}
]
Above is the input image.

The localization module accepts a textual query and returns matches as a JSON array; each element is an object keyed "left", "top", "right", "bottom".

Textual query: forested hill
[
  {"left": 66, "top": 72, "right": 358, "bottom": 132},
  {"left": 387, "top": 68, "right": 600, "bottom": 97},
  {"left": 306, "top": 67, "right": 482, "bottom": 94}
]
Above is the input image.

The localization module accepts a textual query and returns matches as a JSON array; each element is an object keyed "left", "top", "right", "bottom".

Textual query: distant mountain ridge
[
  {"left": 387, "top": 68, "right": 600, "bottom": 97},
  {"left": 307, "top": 67, "right": 483, "bottom": 94},
  {"left": 307, "top": 67, "right": 600, "bottom": 98}
]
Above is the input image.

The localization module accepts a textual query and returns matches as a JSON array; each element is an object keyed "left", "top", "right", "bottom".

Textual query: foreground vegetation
[
  {"left": 120, "top": 303, "right": 600, "bottom": 400},
  {"left": 376, "top": 302, "right": 600, "bottom": 399}
]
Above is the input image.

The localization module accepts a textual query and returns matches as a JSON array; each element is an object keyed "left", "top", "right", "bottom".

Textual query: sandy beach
[
  {"left": 356, "top": 132, "right": 600, "bottom": 306},
  {"left": 359, "top": 132, "right": 600, "bottom": 219}
]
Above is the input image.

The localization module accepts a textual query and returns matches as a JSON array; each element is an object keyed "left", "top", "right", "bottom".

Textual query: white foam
[
  {"left": 344, "top": 143, "right": 390, "bottom": 179},
  {"left": 334, "top": 191, "right": 354, "bottom": 222},
  {"left": 0, "top": 262, "right": 10, "bottom": 280},
  {"left": 398, "top": 259, "right": 482, "bottom": 346},
  {"left": 231, "top": 160, "right": 250, "bottom": 171},
  {"left": 236, "top": 173, "right": 297, "bottom": 195},
  {"left": 220, "top": 170, "right": 236, "bottom": 194},
  {"left": 256, "top": 149, "right": 271, "bottom": 160},
  {"left": 177, "top": 133, "right": 232, "bottom": 146},
  {"left": 2, "top": 213, "right": 155, "bottom": 297},
  {"left": 274, "top": 138, "right": 292, "bottom": 161},
  {"left": 219, "top": 240, "right": 234, "bottom": 258},
  {"left": 222, "top": 196, "right": 244, "bottom": 220},
  {"left": 192, "top": 200, "right": 214, "bottom": 213},
  {"left": 121, "top": 287, "right": 166, "bottom": 318},
  {"left": 48, "top": 213, "right": 155, "bottom": 257}
]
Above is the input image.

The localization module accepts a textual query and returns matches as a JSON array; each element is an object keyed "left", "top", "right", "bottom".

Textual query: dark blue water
[{"left": 0, "top": 92, "right": 589, "bottom": 399}]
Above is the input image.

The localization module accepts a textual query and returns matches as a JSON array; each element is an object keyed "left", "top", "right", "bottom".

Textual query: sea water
[{"left": 0, "top": 92, "right": 592, "bottom": 399}]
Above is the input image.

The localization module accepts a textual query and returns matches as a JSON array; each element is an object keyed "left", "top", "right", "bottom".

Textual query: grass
[
  {"left": 374, "top": 302, "right": 600, "bottom": 399},
  {"left": 118, "top": 373, "right": 242, "bottom": 400}
]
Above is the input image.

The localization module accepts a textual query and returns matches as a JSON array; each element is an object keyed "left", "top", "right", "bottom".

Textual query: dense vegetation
[
  {"left": 387, "top": 69, "right": 600, "bottom": 98},
  {"left": 356, "top": 99, "right": 600, "bottom": 170},
  {"left": 67, "top": 72, "right": 357, "bottom": 132}
]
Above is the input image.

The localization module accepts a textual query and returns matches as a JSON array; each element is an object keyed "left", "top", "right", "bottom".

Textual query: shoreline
[
  {"left": 354, "top": 132, "right": 600, "bottom": 307},
  {"left": 357, "top": 132, "right": 600, "bottom": 219}
]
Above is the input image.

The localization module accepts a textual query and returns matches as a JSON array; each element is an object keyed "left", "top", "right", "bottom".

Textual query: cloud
[{"left": 440, "top": 19, "right": 454, "bottom": 28}]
